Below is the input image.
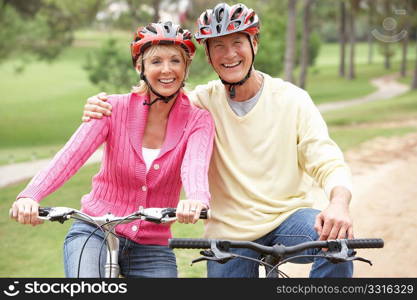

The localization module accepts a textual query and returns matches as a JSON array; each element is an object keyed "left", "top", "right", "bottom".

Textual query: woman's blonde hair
[{"left": 131, "top": 44, "right": 192, "bottom": 95}]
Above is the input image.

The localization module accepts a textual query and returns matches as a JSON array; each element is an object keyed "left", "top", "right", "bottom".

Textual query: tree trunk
[
  {"left": 284, "top": 0, "right": 297, "bottom": 83},
  {"left": 348, "top": 2, "right": 356, "bottom": 79},
  {"left": 299, "top": 0, "right": 314, "bottom": 89},
  {"left": 152, "top": 0, "right": 160, "bottom": 23},
  {"left": 400, "top": 0, "right": 411, "bottom": 77},
  {"left": 368, "top": 0, "right": 375, "bottom": 64},
  {"left": 412, "top": 36, "right": 417, "bottom": 89},
  {"left": 401, "top": 32, "right": 408, "bottom": 77},
  {"left": 384, "top": 0, "right": 391, "bottom": 70},
  {"left": 339, "top": 1, "right": 346, "bottom": 77}
]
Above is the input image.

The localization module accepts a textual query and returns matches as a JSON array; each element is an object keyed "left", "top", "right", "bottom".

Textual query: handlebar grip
[
  {"left": 38, "top": 207, "right": 51, "bottom": 217},
  {"left": 346, "top": 238, "right": 384, "bottom": 249},
  {"left": 168, "top": 238, "right": 212, "bottom": 249},
  {"left": 199, "top": 209, "right": 209, "bottom": 219},
  {"left": 163, "top": 208, "right": 210, "bottom": 219}
]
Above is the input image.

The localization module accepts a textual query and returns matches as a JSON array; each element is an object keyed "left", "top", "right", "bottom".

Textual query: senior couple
[{"left": 11, "top": 3, "right": 353, "bottom": 278}]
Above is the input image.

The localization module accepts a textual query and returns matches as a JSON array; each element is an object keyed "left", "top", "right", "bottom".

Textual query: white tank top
[{"left": 142, "top": 147, "right": 161, "bottom": 172}]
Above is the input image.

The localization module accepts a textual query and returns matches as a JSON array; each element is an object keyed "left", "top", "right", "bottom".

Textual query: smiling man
[{"left": 81, "top": 3, "right": 354, "bottom": 278}]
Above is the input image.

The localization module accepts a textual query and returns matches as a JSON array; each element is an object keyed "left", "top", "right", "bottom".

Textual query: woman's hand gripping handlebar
[{"left": 37, "top": 206, "right": 209, "bottom": 225}]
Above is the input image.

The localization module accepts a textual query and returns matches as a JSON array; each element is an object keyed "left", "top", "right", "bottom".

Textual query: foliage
[
  {"left": 188, "top": 45, "right": 217, "bottom": 84},
  {"left": 254, "top": 3, "right": 287, "bottom": 76},
  {"left": 0, "top": 0, "right": 104, "bottom": 66},
  {"left": 83, "top": 38, "right": 138, "bottom": 93}
]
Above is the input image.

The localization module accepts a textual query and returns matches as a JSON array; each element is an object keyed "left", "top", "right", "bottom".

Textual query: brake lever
[
  {"left": 324, "top": 240, "right": 372, "bottom": 266},
  {"left": 38, "top": 207, "right": 75, "bottom": 224},
  {"left": 138, "top": 207, "right": 176, "bottom": 224},
  {"left": 191, "top": 240, "right": 235, "bottom": 265}
]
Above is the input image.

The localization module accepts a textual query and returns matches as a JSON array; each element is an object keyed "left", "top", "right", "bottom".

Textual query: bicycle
[
  {"left": 168, "top": 237, "right": 384, "bottom": 278},
  {"left": 37, "top": 206, "right": 208, "bottom": 278}
]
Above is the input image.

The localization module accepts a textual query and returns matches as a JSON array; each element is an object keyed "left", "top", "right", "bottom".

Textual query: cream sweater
[{"left": 188, "top": 72, "right": 352, "bottom": 240}]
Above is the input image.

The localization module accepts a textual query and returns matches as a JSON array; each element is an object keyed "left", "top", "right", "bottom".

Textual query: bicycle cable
[
  {"left": 224, "top": 253, "right": 276, "bottom": 270},
  {"left": 69, "top": 211, "right": 112, "bottom": 278},
  {"left": 75, "top": 221, "right": 112, "bottom": 278},
  {"left": 229, "top": 253, "right": 291, "bottom": 278},
  {"left": 265, "top": 254, "right": 332, "bottom": 278}
]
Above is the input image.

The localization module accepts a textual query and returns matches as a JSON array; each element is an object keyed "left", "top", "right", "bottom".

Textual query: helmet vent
[
  {"left": 204, "top": 12, "right": 210, "bottom": 25},
  {"left": 231, "top": 7, "right": 242, "bottom": 20},
  {"left": 147, "top": 25, "right": 157, "bottom": 34},
  {"left": 216, "top": 24, "right": 222, "bottom": 34},
  {"left": 216, "top": 8, "right": 224, "bottom": 23}
]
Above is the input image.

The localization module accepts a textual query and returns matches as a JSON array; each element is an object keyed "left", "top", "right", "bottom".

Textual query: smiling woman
[
  {"left": 132, "top": 45, "right": 190, "bottom": 100},
  {"left": 129, "top": 22, "right": 195, "bottom": 106},
  {"left": 10, "top": 21, "right": 215, "bottom": 278}
]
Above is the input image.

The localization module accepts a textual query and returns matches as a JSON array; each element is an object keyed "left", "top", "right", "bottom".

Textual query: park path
[
  {"left": 318, "top": 72, "right": 410, "bottom": 112},
  {"left": 0, "top": 72, "right": 410, "bottom": 188}
]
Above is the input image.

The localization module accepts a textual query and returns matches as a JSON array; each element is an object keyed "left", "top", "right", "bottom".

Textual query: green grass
[
  {"left": 315, "top": 42, "right": 416, "bottom": 67},
  {"left": 325, "top": 89, "right": 417, "bottom": 150},
  {"left": 0, "top": 163, "right": 100, "bottom": 277},
  {"left": 304, "top": 42, "right": 416, "bottom": 104},
  {"left": 323, "top": 89, "right": 417, "bottom": 127},
  {"left": 330, "top": 126, "right": 416, "bottom": 151},
  {"left": 0, "top": 144, "right": 63, "bottom": 165},
  {"left": 304, "top": 61, "right": 416, "bottom": 105}
]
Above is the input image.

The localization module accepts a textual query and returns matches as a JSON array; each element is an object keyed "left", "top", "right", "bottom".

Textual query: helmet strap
[{"left": 140, "top": 60, "right": 183, "bottom": 106}]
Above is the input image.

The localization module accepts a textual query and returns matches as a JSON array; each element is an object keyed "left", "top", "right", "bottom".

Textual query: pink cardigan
[{"left": 17, "top": 92, "right": 215, "bottom": 245}]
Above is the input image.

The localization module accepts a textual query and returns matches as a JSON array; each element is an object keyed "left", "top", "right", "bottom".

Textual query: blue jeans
[
  {"left": 207, "top": 208, "right": 353, "bottom": 278},
  {"left": 63, "top": 221, "right": 177, "bottom": 278}
]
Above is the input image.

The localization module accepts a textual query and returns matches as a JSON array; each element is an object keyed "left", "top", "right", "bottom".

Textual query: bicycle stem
[{"left": 101, "top": 223, "right": 120, "bottom": 278}]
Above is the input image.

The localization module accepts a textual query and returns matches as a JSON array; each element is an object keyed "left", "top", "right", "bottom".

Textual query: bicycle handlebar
[
  {"left": 168, "top": 238, "right": 384, "bottom": 254},
  {"left": 168, "top": 237, "right": 384, "bottom": 277},
  {"left": 38, "top": 206, "right": 209, "bottom": 225}
]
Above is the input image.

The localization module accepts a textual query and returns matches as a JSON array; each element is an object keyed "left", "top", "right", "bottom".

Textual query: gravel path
[{"left": 317, "top": 72, "right": 409, "bottom": 113}]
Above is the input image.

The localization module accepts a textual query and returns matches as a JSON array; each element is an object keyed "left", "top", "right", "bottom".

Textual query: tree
[
  {"left": 347, "top": 0, "right": 360, "bottom": 80},
  {"left": 383, "top": 0, "right": 393, "bottom": 70},
  {"left": 339, "top": 0, "right": 347, "bottom": 77},
  {"left": 299, "top": 0, "right": 315, "bottom": 89},
  {"left": 412, "top": 41, "right": 417, "bottom": 89},
  {"left": 151, "top": 0, "right": 161, "bottom": 22},
  {"left": 253, "top": 1, "right": 287, "bottom": 77},
  {"left": 367, "top": 0, "right": 376, "bottom": 64},
  {"left": 400, "top": 0, "right": 412, "bottom": 77},
  {"left": 284, "top": 0, "right": 298, "bottom": 83},
  {"left": 0, "top": 0, "right": 104, "bottom": 66},
  {"left": 412, "top": 1, "right": 417, "bottom": 89},
  {"left": 120, "top": 0, "right": 163, "bottom": 30},
  {"left": 83, "top": 39, "right": 137, "bottom": 93}
]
